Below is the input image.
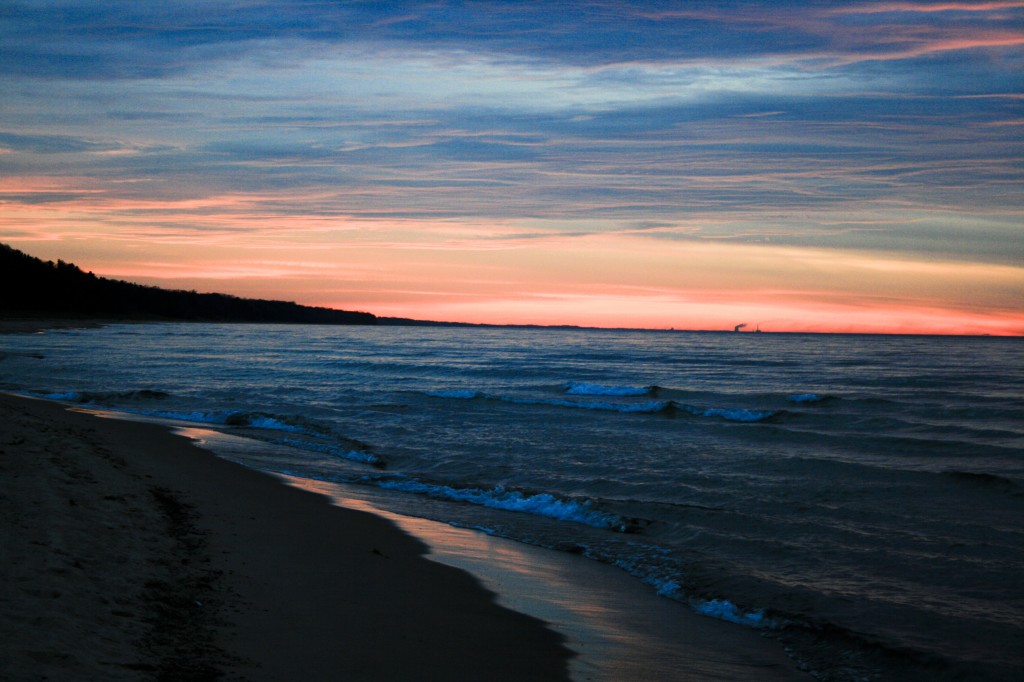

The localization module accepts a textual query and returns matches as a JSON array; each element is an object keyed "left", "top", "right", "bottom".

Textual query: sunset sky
[{"left": 2, "top": 1, "right": 1022, "bottom": 334}]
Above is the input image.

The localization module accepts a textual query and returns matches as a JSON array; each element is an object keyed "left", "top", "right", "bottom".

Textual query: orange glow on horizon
[
  {"left": 11, "top": 229, "right": 1017, "bottom": 337},
  {"left": 4, "top": 187, "right": 1022, "bottom": 337},
  {"left": 351, "top": 294, "right": 1024, "bottom": 336}
]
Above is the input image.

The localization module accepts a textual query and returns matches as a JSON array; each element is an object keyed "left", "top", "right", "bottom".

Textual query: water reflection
[{"left": 282, "top": 475, "right": 798, "bottom": 682}]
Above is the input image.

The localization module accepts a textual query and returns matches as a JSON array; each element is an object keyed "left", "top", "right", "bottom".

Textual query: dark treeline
[{"left": 0, "top": 243, "right": 376, "bottom": 325}]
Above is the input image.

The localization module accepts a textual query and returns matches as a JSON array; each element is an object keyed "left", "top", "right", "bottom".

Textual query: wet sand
[{"left": 288, "top": 477, "right": 806, "bottom": 682}]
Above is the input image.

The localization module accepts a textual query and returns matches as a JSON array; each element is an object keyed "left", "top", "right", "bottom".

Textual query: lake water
[{"left": 2, "top": 323, "right": 1021, "bottom": 681}]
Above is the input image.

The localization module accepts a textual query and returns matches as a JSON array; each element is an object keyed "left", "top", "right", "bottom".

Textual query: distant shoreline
[
  {"left": 0, "top": 317, "right": 110, "bottom": 334},
  {"left": 1, "top": 315, "right": 1014, "bottom": 338}
]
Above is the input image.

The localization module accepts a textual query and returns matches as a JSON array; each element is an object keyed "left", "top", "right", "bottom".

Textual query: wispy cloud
[
  {"left": 829, "top": 2, "right": 1024, "bottom": 15},
  {"left": 0, "top": 1, "right": 1021, "bottom": 331}
]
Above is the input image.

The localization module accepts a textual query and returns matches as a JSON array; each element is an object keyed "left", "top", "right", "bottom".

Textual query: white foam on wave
[
  {"left": 565, "top": 382, "right": 651, "bottom": 397},
  {"left": 608, "top": 550, "right": 777, "bottom": 629},
  {"left": 41, "top": 390, "right": 82, "bottom": 401},
  {"left": 654, "top": 579, "right": 682, "bottom": 597},
  {"left": 513, "top": 397, "right": 670, "bottom": 414},
  {"left": 131, "top": 408, "right": 228, "bottom": 424},
  {"left": 375, "top": 479, "right": 631, "bottom": 531},
  {"left": 425, "top": 389, "right": 481, "bottom": 399},
  {"left": 414, "top": 388, "right": 784, "bottom": 422},
  {"left": 424, "top": 388, "right": 669, "bottom": 414},
  {"left": 276, "top": 436, "right": 381, "bottom": 466},
  {"left": 118, "top": 407, "right": 333, "bottom": 439},
  {"left": 682, "top": 405, "right": 776, "bottom": 422},
  {"left": 694, "top": 599, "right": 777, "bottom": 628},
  {"left": 245, "top": 415, "right": 306, "bottom": 432},
  {"left": 32, "top": 403, "right": 232, "bottom": 427}
]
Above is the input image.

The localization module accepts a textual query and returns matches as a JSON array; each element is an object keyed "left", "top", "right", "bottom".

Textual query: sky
[{"left": 1, "top": 1, "right": 1022, "bottom": 334}]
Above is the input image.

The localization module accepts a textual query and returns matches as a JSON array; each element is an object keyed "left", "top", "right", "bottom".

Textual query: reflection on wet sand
[{"left": 284, "top": 475, "right": 800, "bottom": 682}]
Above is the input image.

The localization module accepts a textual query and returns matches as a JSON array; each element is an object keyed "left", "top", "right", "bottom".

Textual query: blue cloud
[
  {"left": 1, "top": 0, "right": 1021, "bottom": 267},
  {"left": 0, "top": 131, "right": 117, "bottom": 153},
  {"left": 3, "top": 1, "right": 1020, "bottom": 78}
]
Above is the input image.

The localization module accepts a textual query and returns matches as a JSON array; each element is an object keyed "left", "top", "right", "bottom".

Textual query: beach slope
[{"left": 0, "top": 393, "right": 571, "bottom": 680}]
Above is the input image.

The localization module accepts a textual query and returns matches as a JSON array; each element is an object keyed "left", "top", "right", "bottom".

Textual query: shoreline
[
  {"left": 0, "top": 392, "right": 808, "bottom": 681},
  {"left": 283, "top": 476, "right": 806, "bottom": 682},
  {"left": 0, "top": 393, "right": 572, "bottom": 680}
]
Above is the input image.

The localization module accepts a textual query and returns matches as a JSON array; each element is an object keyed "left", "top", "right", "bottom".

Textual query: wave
[
  {"left": 692, "top": 598, "right": 779, "bottom": 628},
  {"left": 120, "top": 407, "right": 322, "bottom": 435},
  {"left": 941, "top": 470, "right": 1021, "bottom": 496},
  {"left": 564, "top": 381, "right": 653, "bottom": 397},
  {"left": 424, "top": 389, "right": 481, "bottom": 399},
  {"left": 275, "top": 436, "right": 383, "bottom": 468},
  {"left": 34, "top": 389, "right": 171, "bottom": 403},
  {"left": 421, "top": 389, "right": 781, "bottom": 422},
  {"left": 368, "top": 477, "right": 639, "bottom": 532},
  {"left": 221, "top": 411, "right": 327, "bottom": 434},
  {"left": 511, "top": 397, "right": 673, "bottom": 414},
  {"left": 787, "top": 392, "right": 830, "bottom": 404},
  {"left": 35, "top": 390, "right": 82, "bottom": 401},
  {"left": 647, "top": 581, "right": 779, "bottom": 629},
  {"left": 0, "top": 350, "right": 45, "bottom": 360},
  {"left": 23, "top": 389, "right": 386, "bottom": 472},
  {"left": 570, "top": 537, "right": 783, "bottom": 633},
  {"left": 25, "top": 389, "right": 393, "bottom": 470},
  {"left": 678, "top": 404, "right": 781, "bottom": 423},
  {"left": 103, "top": 405, "right": 354, "bottom": 445}
]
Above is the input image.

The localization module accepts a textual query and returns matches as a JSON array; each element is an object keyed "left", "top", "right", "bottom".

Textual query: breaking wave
[
  {"left": 509, "top": 397, "right": 672, "bottom": 414},
  {"left": 564, "top": 381, "right": 653, "bottom": 396},
  {"left": 26, "top": 391, "right": 352, "bottom": 445},
  {"left": 275, "top": 436, "right": 383, "bottom": 468},
  {"left": 679, "top": 404, "right": 780, "bottom": 422},
  {"left": 420, "top": 388, "right": 781, "bottom": 422},
  {"left": 368, "top": 477, "right": 638, "bottom": 532},
  {"left": 788, "top": 392, "right": 828, "bottom": 404},
  {"left": 424, "top": 389, "right": 481, "bottom": 399},
  {"left": 35, "top": 389, "right": 171, "bottom": 403},
  {"left": 122, "top": 408, "right": 335, "bottom": 438},
  {"left": 693, "top": 598, "right": 779, "bottom": 628}
]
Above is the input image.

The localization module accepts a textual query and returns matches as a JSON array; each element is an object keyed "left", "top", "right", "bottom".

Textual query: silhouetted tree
[{"left": 0, "top": 243, "right": 376, "bottom": 325}]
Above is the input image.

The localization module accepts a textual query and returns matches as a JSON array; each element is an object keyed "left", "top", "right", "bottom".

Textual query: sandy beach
[{"left": 0, "top": 392, "right": 572, "bottom": 680}]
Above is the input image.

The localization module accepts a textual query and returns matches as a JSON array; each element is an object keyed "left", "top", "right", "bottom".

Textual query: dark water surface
[{"left": 3, "top": 324, "right": 1021, "bottom": 680}]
